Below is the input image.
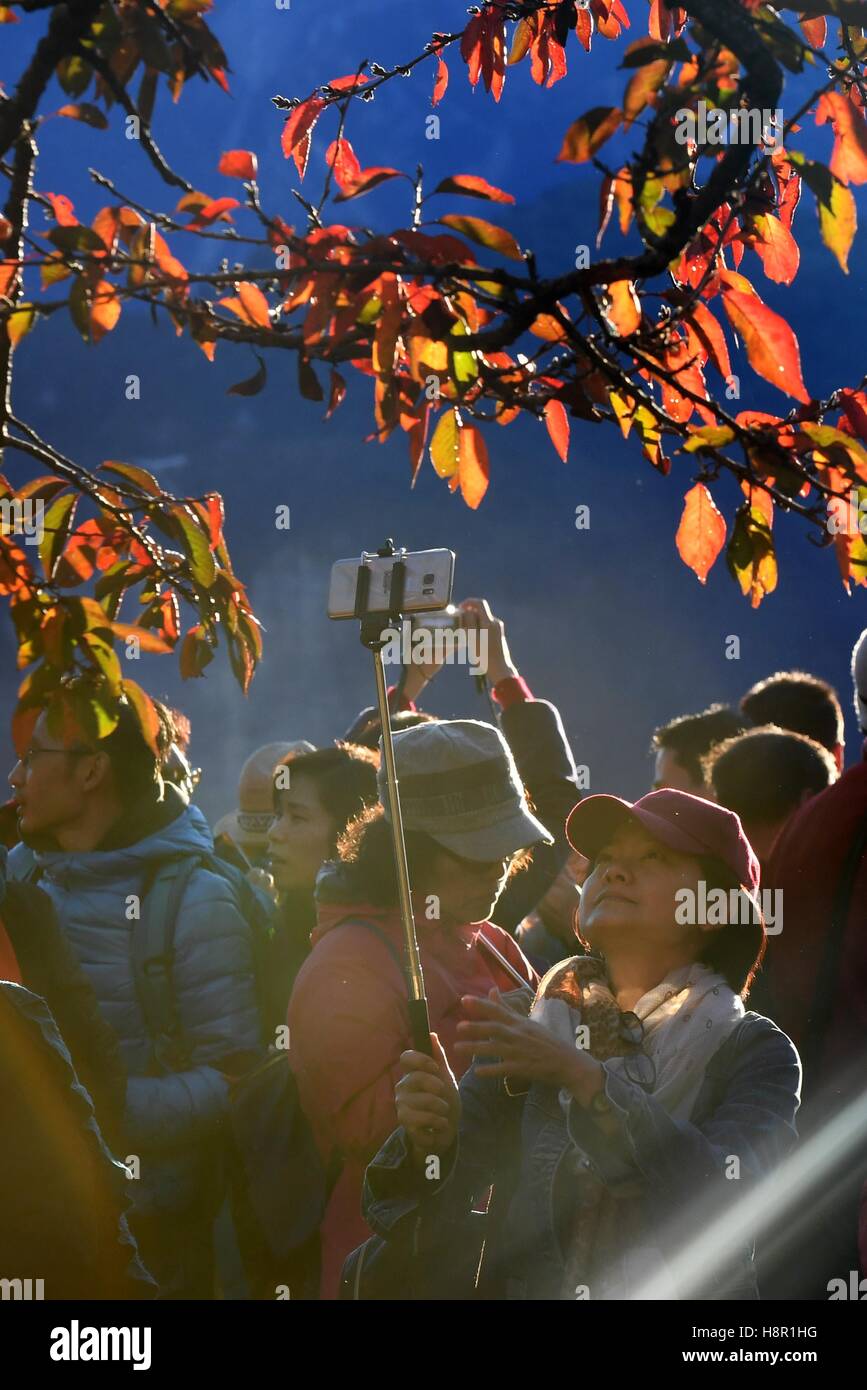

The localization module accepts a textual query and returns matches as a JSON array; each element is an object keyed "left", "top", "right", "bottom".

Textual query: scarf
[{"left": 529, "top": 955, "right": 745, "bottom": 1299}]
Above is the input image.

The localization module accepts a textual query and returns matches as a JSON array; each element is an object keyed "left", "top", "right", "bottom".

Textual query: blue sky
[{"left": 2, "top": 2, "right": 867, "bottom": 818}]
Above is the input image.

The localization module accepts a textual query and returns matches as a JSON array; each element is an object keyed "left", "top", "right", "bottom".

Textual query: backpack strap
[
  {"left": 801, "top": 806, "right": 867, "bottom": 1080},
  {"left": 336, "top": 916, "right": 404, "bottom": 971},
  {"left": 132, "top": 855, "right": 201, "bottom": 1074}
]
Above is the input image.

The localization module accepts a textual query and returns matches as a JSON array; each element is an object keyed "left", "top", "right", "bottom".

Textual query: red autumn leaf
[
  {"left": 325, "top": 74, "right": 370, "bottom": 93},
  {"left": 676, "top": 482, "right": 727, "bottom": 584},
  {"left": 816, "top": 92, "right": 867, "bottom": 186},
  {"left": 576, "top": 8, "right": 593, "bottom": 51},
  {"left": 720, "top": 285, "right": 811, "bottom": 404},
  {"left": 800, "top": 16, "right": 827, "bottom": 48},
  {"left": 325, "top": 138, "right": 362, "bottom": 191},
  {"left": 334, "top": 167, "right": 405, "bottom": 201},
  {"left": 281, "top": 96, "right": 326, "bottom": 177},
  {"left": 218, "top": 149, "right": 258, "bottom": 181},
  {"left": 544, "top": 399, "right": 570, "bottom": 461},
  {"left": 433, "top": 54, "right": 449, "bottom": 106},
  {"left": 840, "top": 388, "right": 867, "bottom": 443}
]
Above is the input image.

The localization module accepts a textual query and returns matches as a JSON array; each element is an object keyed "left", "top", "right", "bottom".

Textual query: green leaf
[
  {"left": 49, "top": 224, "right": 108, "bottom": 256},
  {"left": 168, "top": 504, "right": 216, "bottom": 586},
  {"left": 38, "top": 493, "right": 78, "bottom": 579},
  {"left": 620, "top": 38, "right": 691, "bottom": 68},
  {"left": 682, "top": 426, "right": 736, "bottom": 452},
  {"left": 100, "top": 461, "right": 162, "bottom": 496},
  {"left": 56, "top": 55, "right": 92, "bottom": 99}
]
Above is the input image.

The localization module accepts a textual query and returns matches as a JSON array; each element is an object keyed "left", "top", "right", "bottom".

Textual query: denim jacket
[{"left": 362, "top": 1011, "right": 801, "bottom": 1300}]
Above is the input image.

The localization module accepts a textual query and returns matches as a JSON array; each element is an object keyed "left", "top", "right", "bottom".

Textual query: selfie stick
[{"left": 353, "top": 541, "right": 432, "bottom": 1056}]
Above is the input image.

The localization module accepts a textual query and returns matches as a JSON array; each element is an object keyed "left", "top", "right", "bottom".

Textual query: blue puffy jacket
[{"left": 8, "top": 787, "right": 262, "bottom": 1222}]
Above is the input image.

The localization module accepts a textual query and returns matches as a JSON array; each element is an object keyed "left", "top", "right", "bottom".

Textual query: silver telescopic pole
[{"left": 370, "top": 641, "right": 431, "bottom": 1051}]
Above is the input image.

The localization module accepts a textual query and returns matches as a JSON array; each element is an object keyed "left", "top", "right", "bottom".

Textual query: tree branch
[{"left": 0, "top": 0, "right": 103, "bottom": 161}]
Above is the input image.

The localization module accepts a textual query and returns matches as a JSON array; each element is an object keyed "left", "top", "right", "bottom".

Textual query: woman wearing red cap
[{"left": 356, "top": 789, "right": 801, "bottom": 1301}]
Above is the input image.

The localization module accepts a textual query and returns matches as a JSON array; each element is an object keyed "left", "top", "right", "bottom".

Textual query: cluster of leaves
[{"left": 2, "top": 1, "right": 867, "bottom": 747}]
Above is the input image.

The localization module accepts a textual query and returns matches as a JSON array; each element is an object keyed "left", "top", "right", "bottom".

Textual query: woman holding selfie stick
[
  {"left": 359, "top": 789, "right": 801, "bottom": 1300},
  {"left": 287, "top": 718, "right": 548, "bottom": 1298}
]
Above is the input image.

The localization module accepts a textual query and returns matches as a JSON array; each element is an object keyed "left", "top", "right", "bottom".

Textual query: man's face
[
  {"left": 580, "top": 822, "right": 702, "bottom": 954},
  {"left": 266, "top": 774, "right": 336, "bottom": 895},
  {"left": 8, "top": 713, "right": 93, "bottom": 843},
  {"left": 653, "top": 747, "right": 704, "bottom": 796}
]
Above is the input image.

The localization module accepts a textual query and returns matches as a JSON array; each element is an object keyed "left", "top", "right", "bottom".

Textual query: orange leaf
[
  {"left": 432, "top": 174, "right": 514, "bottom": 204},
  {"left": 721, "top": 286, "right": 810, "bottom": 403},
  {"left": 688, "top": 301, "right": 732, "bottom": 380},
  {"left": 458, "top": 424, "right": 490, "bottom": 508},
  {"left": 623, "top": 60, "right": 669, "bottom": 129},
  {"left": 557, "top": 107, "right": 622, "bottom": 163},
  {"left": 122, "top": 679, "right": 161, "bottom": 754},
  {"left": 749, "top": 213, "right": 800, "bottom": 284},
  {"left": 676, "top": 483, "right": 727, "bottom": 584},
  {"left": 184, "top": 196, "right": 239, "bottom": 230},
  {"left": 544, "top": 400, "right": 570, "bottom": 461},
  {"left": 219, "top": 281, "right": 271, "bottom": 329},
  {"left": 218, "top": 149, "right": 258, "bottom": 180},
  {"left": 816, "top": 92, "right": 867, "bottom": 186},
  {"left": 599, "top": 280, "right": 641, "bottom": 337},
  {"left": 437, "top": 214, "right": 521, "bottom": 260},
  {"left": 88, "top": 279, "right": 121, "bottom": 343},
  {"left": 45, "top": 193, "right": 77, "bottom": 227}
]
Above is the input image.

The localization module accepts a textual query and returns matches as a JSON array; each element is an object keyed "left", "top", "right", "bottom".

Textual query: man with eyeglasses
[{"left": 6, "top": 684, "right": 263, "bottom": 1299}]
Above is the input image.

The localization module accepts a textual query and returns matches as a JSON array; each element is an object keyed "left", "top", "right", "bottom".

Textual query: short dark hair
[
  {"left": 651, "top": 705, "right": 748, "bottom": 786},
  {"left": 56, "top": 681, "right": 164, "bottom": 809},
  {"left": 705, "top": 726, "right": 837, "bottom": 826},
  {"left": 337, "top": 802, "right": 531, "bottom": 909},
  {"left": 275, "top": 743, "right": 379, "bottom": 838},
  {"left": 351, "top": 709, "right": 437, "bottom": 751},
  {"left": 740, "top": 670, "right": 844, "bottom": 755},
  {"left": 696, "top": 856, "right": 766, "bottom": 1000}
]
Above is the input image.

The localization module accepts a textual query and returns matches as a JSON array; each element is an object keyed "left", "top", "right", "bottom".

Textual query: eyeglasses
[{"left": 19, "top": 746, "right": 91, "bottom": 770}]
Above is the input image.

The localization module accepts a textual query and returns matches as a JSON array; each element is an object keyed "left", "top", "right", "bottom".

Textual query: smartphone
[{"left": 328, "top": 548, "right": 455, "bottom": 619}]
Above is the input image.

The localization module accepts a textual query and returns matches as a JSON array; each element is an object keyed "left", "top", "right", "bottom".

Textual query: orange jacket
[{"left": 287, "top": 895, "right": 535, "bottom": 1299}]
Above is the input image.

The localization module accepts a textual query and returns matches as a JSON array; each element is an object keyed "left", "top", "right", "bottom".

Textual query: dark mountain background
[{"left": 3, "top": 1, "right": 866, "bottom": 822}]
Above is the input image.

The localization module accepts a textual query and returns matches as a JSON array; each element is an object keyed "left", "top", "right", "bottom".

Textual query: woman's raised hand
[{"left": 396, "top": 1032, "right": 461, "bottom": 1164}]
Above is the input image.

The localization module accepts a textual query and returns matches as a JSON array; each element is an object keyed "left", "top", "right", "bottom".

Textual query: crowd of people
[{"left": 1, "top": 594, "right": 865, "bottom": 1302}]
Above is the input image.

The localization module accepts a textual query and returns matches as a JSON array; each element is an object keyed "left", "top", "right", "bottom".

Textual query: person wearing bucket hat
[
  {"left": 360, "top": 786, "right": 801, "bottom": 1301},
  {"left": 287, "top": 719, "right": 544, "bottom": 1298},
  {"left": 214, "top": 740, "right": 315, "bottom": 864}
]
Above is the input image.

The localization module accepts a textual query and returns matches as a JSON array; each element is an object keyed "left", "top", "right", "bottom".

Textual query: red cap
[{"left": 565, "top": 788, "right": 760, "bottom": 898}]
